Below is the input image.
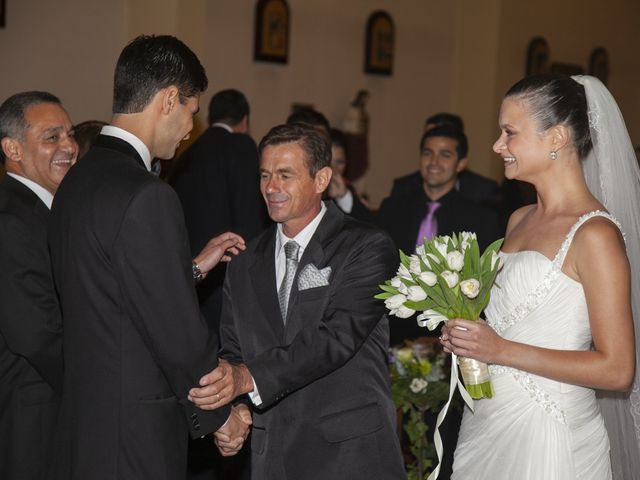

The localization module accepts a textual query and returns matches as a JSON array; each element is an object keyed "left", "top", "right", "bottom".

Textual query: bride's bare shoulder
[
  {"left": 505, "top": 204, "right": 536, "bottom": 236},
  {"left": 573, "top": 215, "right": 625, "bottom": 254}
]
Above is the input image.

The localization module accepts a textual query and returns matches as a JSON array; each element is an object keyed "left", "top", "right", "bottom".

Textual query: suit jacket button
[{"left": 191, "top": 413, "right": 198, "bottom": 419}]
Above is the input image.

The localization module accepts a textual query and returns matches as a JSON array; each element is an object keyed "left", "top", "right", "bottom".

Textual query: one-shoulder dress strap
[{"left": 553, "top": 210, "right": 624, "bottom": 269}]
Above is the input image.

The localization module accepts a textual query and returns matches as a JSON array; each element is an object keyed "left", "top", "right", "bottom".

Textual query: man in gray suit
[{"left": 190, "top": 123, "right": 405, "bottom": 480}]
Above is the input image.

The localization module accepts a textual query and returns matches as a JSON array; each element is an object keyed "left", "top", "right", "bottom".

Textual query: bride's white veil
[{"left": 573, "top": 75, "right": 640, "bottom": 480}]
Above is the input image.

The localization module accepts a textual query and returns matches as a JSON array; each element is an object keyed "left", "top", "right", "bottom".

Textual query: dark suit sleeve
[
  {"left": 242, "top": 231, "right": 396, "bottom": 409},
  {"left": 112, "top": 182, "right": 230, "bottom": 438},
  {"left": 0, "top": 213, "right": 63, "bottom": 392},
  {"left": 227, "top": 135, "right": 268, "bottom": 240}
]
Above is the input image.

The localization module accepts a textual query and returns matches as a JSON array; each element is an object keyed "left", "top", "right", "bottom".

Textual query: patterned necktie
[
  {"left": 278, "top": 240, "right": 300, "bottom": 323},
  {"left": 416, "top": 201, "right": 441, "bottom": 248}
]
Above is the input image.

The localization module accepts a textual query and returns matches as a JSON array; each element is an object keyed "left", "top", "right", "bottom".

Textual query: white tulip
[
  {"left": 441, "top": 270, "right": 459, "bottom": 288},
  {"left": 398, "top": 282, "right": 409, "bottom": 295},
  {"left": 460, "top": 231, "right": 477, "bottom": 243},
  {"left": 427, "top": 253, "right": 440, "bottom": 265},
  {"left": 390, "top": 276, "right": 402, "bottom": 288},
  {"left": 416, "top": 309, "right": 448, "bottom": 330},
  {"left": 407, "top": 286, "right": 427, "bottom": 302},
  {"left": 395, "top": 305, "right": 416, "bottom": 318},
  {"left": 460, "top": 279, "right": 481, "bottom": 299},
  {"left": 415, "top": 244, "right": 425, "bottom": 256},
  {"left": 409, "top": 255, "right": 422, "bottom": 275},
  {"left": 447, "top": 251, "right": 464, "bottom": 271},
  {"left": 434, "top": 240, "right": 448, "bottom": 258},
  {"left": 418, "top": 271, "right": 437, "bottom": 286},
  {"left": 397, "top": 264, "right": 412, "bottom": 280},
  {"left": 385, "top": 293, "right": 406, "bottom": 311}
]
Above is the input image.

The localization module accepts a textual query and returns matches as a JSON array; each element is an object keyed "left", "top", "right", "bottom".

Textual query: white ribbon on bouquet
[{"left": 426, "top": 353, "right": 475, "bottom": 480}]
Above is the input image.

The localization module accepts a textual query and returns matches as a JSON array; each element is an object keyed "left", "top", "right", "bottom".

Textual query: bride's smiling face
[{"left": 493, "top": 97, "right": 551, "bottom": 181}]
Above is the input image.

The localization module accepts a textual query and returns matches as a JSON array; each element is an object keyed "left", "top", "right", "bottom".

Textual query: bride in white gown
[{"left": 441, "top": 74, "right": 640, "bottom": 480}]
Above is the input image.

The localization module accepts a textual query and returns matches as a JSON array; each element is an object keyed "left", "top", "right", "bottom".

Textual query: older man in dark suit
[
  {"left": 0, "top": 91, "right": 77, "bottom": 479},
  {"left": 48, "top": 35, "right": 250, "bottom": 480},
  {"left": 189, "top": 123, "right": 406, "bottom": 480}
]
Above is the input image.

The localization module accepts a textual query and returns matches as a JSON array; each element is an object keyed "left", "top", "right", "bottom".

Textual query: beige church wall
[
  {"left": 0, "top": 0, "right": 127, "bottom": 125},
  {"left": 199, "top": 0, "right": 459, "bottom": 206},
  {"left": 491, "top": 0, "right": 640, "bottom": 178},
  {"left": 1, "top": 0, "right": 639, "bottom": 202}
]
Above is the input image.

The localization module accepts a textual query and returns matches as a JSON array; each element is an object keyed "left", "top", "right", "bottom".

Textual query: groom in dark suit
[
  {"left": 48, "top": 35, "right": 250, "bottom": 479},
  {"left": 189, "top": 123, "right": 406, "bottom": 480},
  {"left": 0, "top": 91, "right": 77, "bottom": 479}
]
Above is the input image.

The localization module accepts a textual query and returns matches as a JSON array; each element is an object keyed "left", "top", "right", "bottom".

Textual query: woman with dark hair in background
[{"left": 441, "top": 74, "right": 640, "bottom": 479}]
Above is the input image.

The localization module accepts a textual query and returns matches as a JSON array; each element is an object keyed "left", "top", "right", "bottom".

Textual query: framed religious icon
[
  {"left": 525, "top": 37, "right": 550, "bottom": 76},
  {"left": 0, "top": 0, "right": 5, "bottom": 28},
  {"left": 254, "top": 0, "right": 290, "bottom": 64},
  {"left": 589, "top": 47, "right": 609, "bottom": 85},
  {"left": 364, "top": 10, "right": 394, "bottom": 76}
]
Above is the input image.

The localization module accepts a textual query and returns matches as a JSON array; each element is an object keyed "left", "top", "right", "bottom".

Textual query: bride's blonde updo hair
[{"left": 505, "top": 73, "right": 593, "bottom": 160}]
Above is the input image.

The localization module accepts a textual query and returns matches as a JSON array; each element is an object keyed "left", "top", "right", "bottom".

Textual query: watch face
[{"left": 192, "top": 263, "right": 204, "bottom": 282}]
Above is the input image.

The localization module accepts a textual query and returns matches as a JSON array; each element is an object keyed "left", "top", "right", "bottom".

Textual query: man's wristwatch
[{"left": 192, "top": 261, "right": 204, "bottom": 283}]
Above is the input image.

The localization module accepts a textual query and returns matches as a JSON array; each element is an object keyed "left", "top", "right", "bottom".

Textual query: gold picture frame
[
  {"left": 364, "top": 10, "right": 394, "bottom": 76},
  {"left": 254, "top": 0, "right": 290, "bottom": 64}
]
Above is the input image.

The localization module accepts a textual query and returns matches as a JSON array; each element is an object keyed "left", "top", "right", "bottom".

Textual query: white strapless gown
[{"left": 452, "top": 212, "right": 614, "bottom": 480}]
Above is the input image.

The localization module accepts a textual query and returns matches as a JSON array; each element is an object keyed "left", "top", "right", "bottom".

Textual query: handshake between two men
[
  {"left": 189, "top": 232, "right": 255, "bottom": 457},
  {"left": 192, "top": 359, "right": 254, "bottom": 456}
]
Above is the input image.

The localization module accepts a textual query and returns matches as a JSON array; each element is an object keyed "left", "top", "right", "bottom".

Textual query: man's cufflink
[{"left": 192, "top": 261, "right": 204, "bottom": 283}]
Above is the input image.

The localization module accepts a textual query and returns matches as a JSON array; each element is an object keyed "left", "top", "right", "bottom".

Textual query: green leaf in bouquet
[
  {"left": 423, "top": 243, "right": 446, "bottom": 272},
  {"left": 378, "top": 284, "right": 400, "bottom": 295},
  {"left": 399, "top": 249, "right": 412, "bottom": 268},
  {"left": 400, "top": 277, "right": 417, "bottom": 288},
  {"left": 404, "top": 299, "right": 431, "bottom": 311},
  {"left": 374, "top": 292, "right": 396, "bottom": 300},
  {"left": 415, "top": 277, "right": 447, "bottom": 307},
  {"left": 436, "top": 275, "right": 461, "bottom": 308},
  {"left": 468, "top": 238, "right": 481, "bottom": 273}
]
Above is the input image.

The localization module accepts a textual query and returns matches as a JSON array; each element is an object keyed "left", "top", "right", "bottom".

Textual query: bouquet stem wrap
[{"left": 458, "top": 356, "right": 493, "bottom": 399}]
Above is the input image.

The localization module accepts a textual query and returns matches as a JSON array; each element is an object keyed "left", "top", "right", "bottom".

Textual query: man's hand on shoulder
[
  {"left": 214, "top": 403, "right": 252, "bottom": 456},
  {"left": 189, "top": 359, "right": 254, "bottom": 409},
  {"left": 192, "top": 232, "right": 246, "bottom": 279}
]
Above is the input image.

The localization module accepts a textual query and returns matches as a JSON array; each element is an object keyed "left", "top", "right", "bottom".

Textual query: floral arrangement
[
  {"left": 376, "top": 232, "right": 503, "bottom": 399},
  {"left": 389, "top": 339, "right": 449, "bottom": 480}
]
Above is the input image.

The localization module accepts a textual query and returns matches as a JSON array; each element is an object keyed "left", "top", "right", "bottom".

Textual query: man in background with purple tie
[
  {"left": 377, "top": 124, "right": 501, "bottom": 480},
  {"left": 377, "top": 124, "right": 501, "bottom": 343}
]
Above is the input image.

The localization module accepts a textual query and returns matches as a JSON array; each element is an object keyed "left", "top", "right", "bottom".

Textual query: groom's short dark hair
[
  {"left": 112, "top": 35, "right": 207, "bottom": 114},
  {"left": 258, "top": 123, "right": 331, "bottom": 177}
]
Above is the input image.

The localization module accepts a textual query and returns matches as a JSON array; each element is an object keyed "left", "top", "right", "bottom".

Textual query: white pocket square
[{"left": 297, "top": 263, "right": 331, "bottom": 290}]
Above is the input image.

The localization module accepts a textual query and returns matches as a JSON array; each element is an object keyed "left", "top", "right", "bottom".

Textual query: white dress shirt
[{"left": 100, "top": 125, "right": 152, "bottom": 172}]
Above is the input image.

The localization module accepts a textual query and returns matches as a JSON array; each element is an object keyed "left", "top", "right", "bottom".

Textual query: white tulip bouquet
[{"left": 376, "top": 232, "right": 503, "bottom": 399}]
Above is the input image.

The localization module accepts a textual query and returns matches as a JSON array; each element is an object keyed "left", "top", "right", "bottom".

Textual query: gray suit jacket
[{"left": 220, "top": 202, "right": 406, "bottom": 480}]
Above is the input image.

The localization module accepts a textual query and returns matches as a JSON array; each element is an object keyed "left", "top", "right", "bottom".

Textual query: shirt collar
[
  {"left": 6, "top": 172, "right": 54, "bottom": 209},
  {"left": 276, "top": 202, "right": 327, "bottom": 256},
  {"left": 211, "top": 122, "right": 234, "bottom": 133},
  {"left": 100, "top": 125, "right": 152, "bottom": 171}
]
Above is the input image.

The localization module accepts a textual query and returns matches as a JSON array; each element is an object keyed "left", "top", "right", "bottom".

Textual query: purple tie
[{"left": 416, "top": 201, "right": 441, "bottom": 248}]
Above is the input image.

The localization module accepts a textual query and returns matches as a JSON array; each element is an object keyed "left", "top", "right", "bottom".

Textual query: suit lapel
[
  {"left": 249, "top": 226, "right": 285, "bottom": 338},
  {"left": 3, "top": 175, "right": 50, "bottom": 222}
]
